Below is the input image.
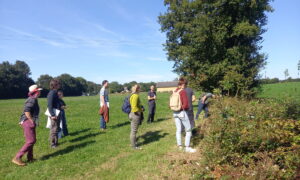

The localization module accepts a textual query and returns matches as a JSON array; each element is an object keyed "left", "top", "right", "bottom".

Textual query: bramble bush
[{"left": 196, "top": 97, "right": 300, "bottom": 179}]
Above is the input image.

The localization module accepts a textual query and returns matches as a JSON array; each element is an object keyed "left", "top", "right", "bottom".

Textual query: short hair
[
  {"left": 50, "top": 79, "right": 60, "bottom": 90},
  {"left": 102, "top": 80, "right": 108, "bottom": 86},
  {"left": 178, "top": 77, "right": 186, "bottom": 86},
  {"left": 131, "top": 84, "right": 140, "bottom": 93}
]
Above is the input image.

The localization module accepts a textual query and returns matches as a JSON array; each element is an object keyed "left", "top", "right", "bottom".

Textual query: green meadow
[
  {"left": 259, "top": 81, "right": 300, "bottom": 101},
  {"left": 1, "top": 92, "right": 179, "bottom": 179},
  {"left": 1, "top": 82, "right": 299, "bottom": 179}
]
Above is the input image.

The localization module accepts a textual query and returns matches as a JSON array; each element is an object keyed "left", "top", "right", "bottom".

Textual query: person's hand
[{"left": 51, "top": 116, "right": 57, "bottom": 120}]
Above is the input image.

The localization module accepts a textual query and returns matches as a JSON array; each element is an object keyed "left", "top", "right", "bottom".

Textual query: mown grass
[
  {"left": 1, "top": 82, "right": 300, "bottom": 179},
  {"left": 0, "top": 92, "right": 185, "bottom": 180},
  {"left": 259, "top": 82, "right": 300, "bottom": 101}
]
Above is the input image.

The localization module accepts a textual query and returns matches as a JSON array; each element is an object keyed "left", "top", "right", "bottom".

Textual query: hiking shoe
[
  {"left": 12, "top": 157, "right": 26, "bottom": 166},
  {"left": 185, "top": 147, "right": 197, "bottom": 153}
]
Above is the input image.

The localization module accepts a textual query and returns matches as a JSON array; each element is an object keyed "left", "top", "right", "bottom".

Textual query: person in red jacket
[{"left": 172, "top": 77, "right": 196, "bottom": 153}]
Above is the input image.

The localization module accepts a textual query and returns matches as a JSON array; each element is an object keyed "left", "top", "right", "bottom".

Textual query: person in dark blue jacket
[{"left": 47, "top": 79, "right": 61, "bottom": 148}]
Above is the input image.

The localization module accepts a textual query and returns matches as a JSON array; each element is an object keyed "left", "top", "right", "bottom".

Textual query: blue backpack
[{"left": 122, "top": 95, "right": 132, "bottom": 114}]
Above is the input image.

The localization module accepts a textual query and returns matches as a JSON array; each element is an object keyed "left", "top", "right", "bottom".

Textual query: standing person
[
  {"left": 183, "top": 81, "right": 196, "bottom": 129},
  {"left": 147, "top": 85, "right": 156, "bottom": 123},
  {"left": 99, "top": 80, "right": 109, "bottom": 131},
  {"left": 129, "top": 84, "right": 144, "bottom": 149},
  {"left": 195, "top": 93, "right": 215, "bottom": 120},
  {"left": 12, "top": 85, "right": 42, "bottom": 166},
  {"left": 47, "top": 79, "right": 61, "bottom": 148},
  {"left": 170, "top": 77, "right": 196, "bottom": 153},
  {"left": 58, "top": 90, "right": 68, "bottom": 137}
]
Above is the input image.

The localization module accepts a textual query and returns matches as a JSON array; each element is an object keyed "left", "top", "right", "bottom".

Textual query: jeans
[
  {"left": 173, "top": 111, "right": 192, "bottom": 147},
  {"left": 195, "top": 102, "right": 208, "bottom": 120},
  {"left": 60, "top": 110, "right": 68, "bottom": 136},
  {"left": 129, "top": 112, "right": 141, "bottom": 147},
  {"left": 16, "top": 120, "right": 36, "bottom": 160},
  {"left": 186, "top": 110, "right": 195, "bottom": 129},
  {"left": 147, "top": 102, "right": 156, "bottom": 123},
  {"left": 100, "top": 115, "right": 106, "bottom": 129}
]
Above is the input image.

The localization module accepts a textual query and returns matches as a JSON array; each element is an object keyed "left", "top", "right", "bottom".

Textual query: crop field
[{"left": 1, "top": 82, "right": 299, "bottom": 179}]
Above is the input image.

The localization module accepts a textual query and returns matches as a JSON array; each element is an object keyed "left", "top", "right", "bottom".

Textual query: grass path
[{"left": 1, "top": 92, "right": 199, "bottom": 179}]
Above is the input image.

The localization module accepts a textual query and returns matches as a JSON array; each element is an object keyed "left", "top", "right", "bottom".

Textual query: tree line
[{"left": 0, "top": 61, "right": 155, "bottom": 99}]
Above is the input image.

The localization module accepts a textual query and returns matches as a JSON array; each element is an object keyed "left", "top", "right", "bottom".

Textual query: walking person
[
  {"left": 183, "top": 81, "right": 196, "bottom": 129},
  {"left": 58, "top": 90, "right": 68, "bottom": 137},
  {"left": 99, "top": 80, "right": 109, "bottom": 131},
  {"left": 12, "top": 85, "right": 42, "bottom": 166},
  {"left": 170, "top": 77, "right": 196, "bottom": 153},
  {"left": 47, "top": 79, "right": 61, "bottom": 148},
  {"left": 129, "top": 84, "right": 144, "bottom": 149},
  {"left": 147, "top": 85, "right": 156, "bottom": 123},
  {"left": 195, "top": 93, "right": 215, "bottom": 120}
]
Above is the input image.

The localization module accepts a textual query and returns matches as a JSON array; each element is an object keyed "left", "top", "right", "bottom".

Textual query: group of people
[
  {"left": 12, "top": 79, "right": 69, "bottom": 166},
  {"left": 12, "top": 78, "right": 213, "bottom": 166}
]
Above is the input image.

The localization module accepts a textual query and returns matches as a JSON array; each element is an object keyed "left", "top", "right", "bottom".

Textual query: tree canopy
[{"left": 159, "top": 0, "right": 273, "bottom": 97}]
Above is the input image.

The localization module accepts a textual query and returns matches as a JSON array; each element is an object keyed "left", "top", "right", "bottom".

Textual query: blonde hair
[{"left": 131, "top": 84, "right": 140, "bottom": 93}]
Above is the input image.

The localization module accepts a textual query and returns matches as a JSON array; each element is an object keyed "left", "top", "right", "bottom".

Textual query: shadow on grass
[
  {"left": 110, "top": 121, "right": 130, "bottom": 129},
  {"left": 40, "top": 140, "right": 96, "bottom": 160},
  {"left": 137, "top": 130, "right": 169, "bottom": 146},
  {"left": 69, "top": 132, "right": 103, "bottom": 143},
  {"left": 69, "top": 128, "right": 91, "bottom": 136},
  {"left": 152, "top": 118, "right": 169, "bottom": 123}
]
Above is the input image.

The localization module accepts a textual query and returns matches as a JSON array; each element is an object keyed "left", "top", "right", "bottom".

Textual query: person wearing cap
[
  {"left": 47, "top": 79, "right": 61, "bottom": 148},
  {"left": 12, "top": 85, "right": 42, "bottom": 166}
]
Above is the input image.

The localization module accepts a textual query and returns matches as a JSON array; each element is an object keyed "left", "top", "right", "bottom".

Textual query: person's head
[
  {"left": 50, "top": 79, "right": 60, "bottom": 90},
  {"left": 150, "top": 85, "right": 155, "bottom": 91},
  {"left": 58, "top": 90, "right": 64, "bottom": 99},
  {"left": 178, "top": 77, "right": 187, "bottom": 89},
  {"left": 28, "top": 84, "right": 42, "bottom": 98},
  {"left": 131, "top": 84, "right": 140, "bottom": 94},
  {"left": 102, "top": 80, "right": 109, "bottom": 88}
]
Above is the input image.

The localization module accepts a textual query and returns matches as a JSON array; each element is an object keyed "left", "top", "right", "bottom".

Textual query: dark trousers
[
  {"left": 16, "top": 120, "right": 36, "bottom": 160},
  {"left": 147, "top": 102, "right": 156, "bottom": 123},
  {"left": 195, "top": 102, "right": 209, "bottom": 120},
  {"left": 50, "top": 114, "right": 61, "bottom": 146},
  {"left": 60, "top": 110, "right": 68, "bottom": 136},
  {"left": 100, "top": 115, "right": 106, "bottom": 129}
]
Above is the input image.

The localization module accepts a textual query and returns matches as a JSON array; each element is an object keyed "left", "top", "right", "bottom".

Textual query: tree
[
  {"left": 0, "top": 60, "right": 34, "bottom": 99},
  {"left": 298, "top": 60, "right": 300, "bottom": 78},
  {"left": 57, "top": 74, "right": 83, "bottom": 96},
  {"left": 86, "top": 81, "right": 100, "bottom": 96},
  {"left": 109, "top": 81, "right": 123, "bottom": 93},
  {"left": 159, "top": 0, "right": 272, "bottom": 97},
  {"left": 284, "top": 69, "right": 289, "bottom": 80},
  {"left": 36, "top": 74, "right": 53, "bottom": 97}
]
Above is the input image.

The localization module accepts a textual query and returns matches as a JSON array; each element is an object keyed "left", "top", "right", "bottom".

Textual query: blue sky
[{"left": 0, "top": 0, "right": 299, "bottom": 84}]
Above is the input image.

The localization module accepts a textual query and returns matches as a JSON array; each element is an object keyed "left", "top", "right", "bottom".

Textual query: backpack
[
  {"left": 122, "top": 95, "right": 132, "bottom": 114},
  {"left": 169, "top": 89, "right": 182, "bottom": 111}
]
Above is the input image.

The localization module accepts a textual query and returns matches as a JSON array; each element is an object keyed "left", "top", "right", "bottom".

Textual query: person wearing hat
[{"left": 12, "top": 85, "right": 42, "bottom": 166}]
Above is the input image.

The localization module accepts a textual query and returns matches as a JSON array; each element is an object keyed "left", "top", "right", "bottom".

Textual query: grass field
[
  {"left": 1, "top": 82, "right": 299, "bottom": 179},
  {"left": 1, "top": 92, "right": 197, "bottom": 179},
  {"left": 258, "top": 81, "right": 300, "bottom": 101}
]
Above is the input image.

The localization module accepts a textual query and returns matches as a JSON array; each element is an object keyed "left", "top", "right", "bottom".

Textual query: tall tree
[
  {"left": 159, "top": 0, "right": 272, "bottom": 97},
  {"left": 0, "top": 60, "right": 34, "bottom": 99},
  {"left": 298, "top": 60, "right": 300, "bottom": 78},
  {"left": 284, "top": 69, "right": 289, "bottom": 80},
  {"left": 36, "top": 74, "right": 53, "bottom": 97}
]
